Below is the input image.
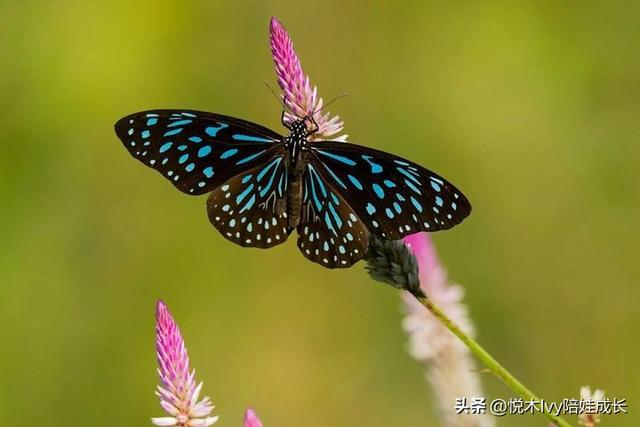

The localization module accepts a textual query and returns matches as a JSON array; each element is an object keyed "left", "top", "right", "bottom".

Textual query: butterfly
[{"left": 114, "top": 110, "right": 471, "bottom": 268}]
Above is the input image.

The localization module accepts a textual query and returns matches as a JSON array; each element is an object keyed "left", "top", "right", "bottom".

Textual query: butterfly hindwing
[
  {"left": 207, "top": 147, "right": 293, "bottom": 248},
  {"left": 297, "top": 158, "right": 370, "bottom": 268},
  {"left": 114, "top": 110, "right": 283, "bottom": 195},
  {"left": 307, "top": 141, "right": 471, "bottom": 240}
]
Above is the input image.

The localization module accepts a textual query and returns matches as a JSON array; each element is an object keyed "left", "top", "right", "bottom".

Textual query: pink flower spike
[
  {"left": 243, "top": 409, "right": 263, "bottom": 427},
  {"left": 402, "top": 233, "right": 494, "bottom": 427},
  {"left": 269, "top": 17, "right": 347, "bottom": 141},
  {"left": 152, "top": 300, "right": 219, "bottom": 427}
]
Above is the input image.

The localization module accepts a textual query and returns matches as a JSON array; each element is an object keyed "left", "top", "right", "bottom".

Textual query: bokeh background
[{"left": 1, "top": 1, "right": 639, "bottom": 426}]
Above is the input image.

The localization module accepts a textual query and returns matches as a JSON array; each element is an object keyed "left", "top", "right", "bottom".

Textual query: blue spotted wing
[
  {"left": 206, "top": 151, "right": 294, "bottom": 248},
  {"left": 114, "top": 110, "right": 283, "bottom": 195},
  {"left": 297, "top": 160, "right": 370, "bottom": 268},
  {"left": 305, "top": 141, "right": 471, "bottom": 243},
  {"left": 115, "top": 109, "right": 292, "bottom": 248}
]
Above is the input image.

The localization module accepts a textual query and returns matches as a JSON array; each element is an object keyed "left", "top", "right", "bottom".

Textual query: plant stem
[{"left": 412, "top": 293, "right": 574, "bottom": 427}]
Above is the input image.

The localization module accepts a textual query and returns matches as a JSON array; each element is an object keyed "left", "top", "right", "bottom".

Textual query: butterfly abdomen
[{"left": 286, "top": 169, "right": 303, "bottom": 228}]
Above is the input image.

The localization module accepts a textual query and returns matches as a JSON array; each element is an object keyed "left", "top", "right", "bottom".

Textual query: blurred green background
[{"left": 1, "top": 1, "right": 638, "bottom": 426}]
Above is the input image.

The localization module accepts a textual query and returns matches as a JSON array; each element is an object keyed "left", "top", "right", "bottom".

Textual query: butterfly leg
[
  {"left": 305, "top": 115, "right": 319, "bottom": 135},
  {"left": 281, "top": 110, "right": 292, "bottom": 130}
]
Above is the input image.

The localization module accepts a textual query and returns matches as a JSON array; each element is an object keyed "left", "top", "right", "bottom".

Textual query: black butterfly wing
[
  {"left": 307, "top": 141, "right": 471, "bottom": 241},
  {"left": 207, "top": 147, "right": 294, "bottom": 248},
  {"left": 116, "top": 109, "right": 293, "bottom": 249},
  {"left": 114, "top": 109, "right": 284, "bottom": 195},
  {"left": 296, "top": 158, "right": 370, "bottom": 268}
]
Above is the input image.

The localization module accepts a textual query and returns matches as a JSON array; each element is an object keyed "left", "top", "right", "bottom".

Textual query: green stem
[{"left": 413, "top": 293, "right": 573, "bottom": 427}]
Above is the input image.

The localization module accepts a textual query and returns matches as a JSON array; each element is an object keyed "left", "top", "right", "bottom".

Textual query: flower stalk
[
  {"left": 365, "top": 236, "right": 574, "bottom": 427},
  {"left": 413, "top": 294, "right": 572, "bottom": 427}
]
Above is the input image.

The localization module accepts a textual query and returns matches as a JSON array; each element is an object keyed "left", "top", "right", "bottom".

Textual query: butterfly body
[
  {"left": 115, "top": 109, "right": 471, "bottom": 268},
  {"left": 282, "top": 120, "right": 310, "bottom": 228}
]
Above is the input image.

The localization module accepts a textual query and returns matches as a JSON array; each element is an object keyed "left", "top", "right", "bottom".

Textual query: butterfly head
[
  {"left": 290, "top": 119, "right": 308, "bottom": 138},
  {"left": 285, "top": 114, "right": 319, "bottom": 138}
]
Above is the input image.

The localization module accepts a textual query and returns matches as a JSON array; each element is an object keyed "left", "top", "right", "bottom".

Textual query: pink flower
[
  {"left": 403, "top": 234, "right": 474, "bottom": 347},
  {"left": 403, "top": 233, "right": 494, "bottom": 427},
  {"left": 152, "top": 300, "right": 219, "bottom": 427},
  {"left": 243, "top": 409, "right": 263, "bottom": 427},
  {"left": 269, "top": 17, "right": 347, "bottom": 141}
]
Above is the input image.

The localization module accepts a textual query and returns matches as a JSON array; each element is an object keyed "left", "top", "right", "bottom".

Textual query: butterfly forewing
[
  {"left": 308, "top": 141, "right": 471, "bottom": 241},
  {"left": 297, "top": 159, "right": 370, "bottom": 268},
  {"left": 207, "top": 148, "right": 293, "bottom": 248},
  {"left": 114, "top": 110, "right": 283, "bottom": 195}
]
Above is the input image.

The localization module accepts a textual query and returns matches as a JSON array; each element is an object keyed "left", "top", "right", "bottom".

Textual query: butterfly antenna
[
  {"left": 310, "top": 92, "right": 348, "bottom": 117},
  {"left": 263, "top": 81, "right": 287, "bottom": 111}
]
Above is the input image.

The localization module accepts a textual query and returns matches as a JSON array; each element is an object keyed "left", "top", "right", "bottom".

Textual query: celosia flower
[
  {"left": 152, "top": 300, "right": 219, "bottom": 427},
  {"left": 402, "top": 233, "right": 494, "bottom": 427},
  {"left": 402, "top": 233, "right": 474, "bottom": 357},
  {"left": 578, "top": 386, "right": 605, "bottom": 427},
  {"left": 243, "top": 409, "right": 263, "bottom": 427},
  {"left": 269, "top": 17, "right": 347, "bottom": 141}
]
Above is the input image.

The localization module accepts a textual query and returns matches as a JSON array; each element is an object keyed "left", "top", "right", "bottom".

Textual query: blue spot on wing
[
  {"left": 236, "top": 150, "right": 267, "bottom": 165},
  {"left": 240, "top": 194, "right": 256, "bottom": 212},
  {"left": 348, "top": 174, "right": 363, "bottom": 190},
  {"left": 198, "top": 146, "right": 212, "bottom": 158},
  {"left": 397, "top": 167, "right": 420, "bottom": 184},
  {"left": 308, "top": 164, "right": 327, "bottom": 197},
  {"left": 405, "top": 179, "right": 421, "bottom": 195},
  {"left": 316, "top": 150, "right": 357, "bottom": 166},
  {"left": 159, "top": 142, "right": 172, "bottom": 153},
  {"left": 164, "top": 128, "right": 183, "bottom": 137},
  {"left": 362, "top": 155, "right": 383, "bottom": 173},
  {"left": 168, "top": 119, "right": 192, "bottom": 127},
  {"left": 206, "top": 124, "right": 229, "bottom": 137},
  {"left": 410, "top": 196, "right": 423, "bottom": 212},
  {"left": 372, "top": 183, "right": 385, "bottom": 199},
  {"left": 232, "top": 134, "right": 273, "bottom": 143},
  {"left": 257, "top": 158, "right": 280, "bottom": 181},
  {"left": 220, "top": 149, "right": 238, "bottom": 159},
  {"left": 236, "top": 184, "right": 254, "bottom": 204},
  {"left": 366, "top": 203, "right": 376, "bottom": 214},
  {"left": 321, "top": 163, "right": 347, "bottom": 189},
  {"left": 328, "top": 202, "right": 343, "bottom": 228}
]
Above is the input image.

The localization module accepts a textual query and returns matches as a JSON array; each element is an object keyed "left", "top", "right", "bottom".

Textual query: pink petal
[
  {"left": 269, "top": 17, "right": 345, "bottom": 140},
  {"left": 243, "top": 408, "right": 263, "bottom": 427}
]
